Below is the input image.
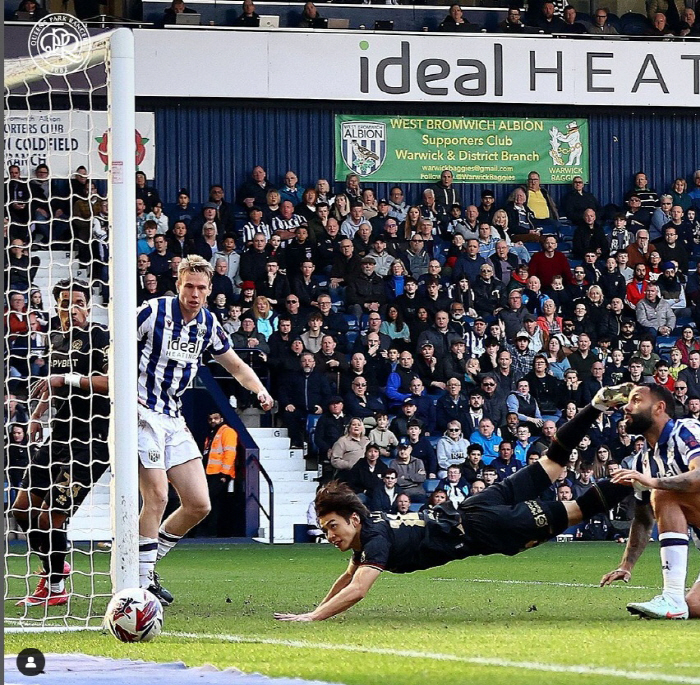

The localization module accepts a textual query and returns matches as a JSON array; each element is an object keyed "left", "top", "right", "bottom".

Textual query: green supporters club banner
[{"left": 335, "top": 115, "right": 589, "bottom": 185}]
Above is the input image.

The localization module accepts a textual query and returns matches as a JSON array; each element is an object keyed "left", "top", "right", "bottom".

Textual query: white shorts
[{"left": 138, "top": 404, "right": 201, "bottom": 471}]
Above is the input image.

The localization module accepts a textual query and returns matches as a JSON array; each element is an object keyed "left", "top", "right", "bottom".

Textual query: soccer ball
[{"left": 104, "top": 587, "right": 164, "bottom": 643}]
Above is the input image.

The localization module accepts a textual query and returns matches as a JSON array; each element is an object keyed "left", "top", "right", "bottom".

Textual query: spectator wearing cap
[
  {"left": 314, "top": 395, "right": 349, "bottom": 459},
  {"left": 166, "top": 188, "right": 199, "bottom": 229},
  {"left": 522, "top": 313, "right": 546, "bottom": 353},
  {"left": 345, "top": 256, "right": 386, "bottom": 319},
  {"left": 432, "top": 169, "right": 462, "bottom": 208},
  {"left": 189, "top": 202, "right": 222, "bottom": 239},
  {"left": 365, "top": 235, "right": 393, "bottom": 277},
  {"left": 507, "top": 330, "right": 537, "bottom": 378},
  {"left": 241, "top": 206, "right": 272, "bottom": 245},
  {"left": 390, "top": 398, "right": 424, "bottom": 438},
  {"left": 369, "top": 199, "right": 392, "bottom": 235},
  {"left": 477, "top": 189, "right": 497, "bottom": 225}
]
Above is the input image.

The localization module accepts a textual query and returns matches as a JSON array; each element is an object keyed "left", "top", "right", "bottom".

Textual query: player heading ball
[{"left": 275, "top": 386, "right": 637, "bottom": 622}]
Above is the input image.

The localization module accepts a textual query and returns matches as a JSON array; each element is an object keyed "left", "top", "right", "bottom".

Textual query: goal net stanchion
[{"left": 4, "top": 26, "right": 138, "bottom": 631}]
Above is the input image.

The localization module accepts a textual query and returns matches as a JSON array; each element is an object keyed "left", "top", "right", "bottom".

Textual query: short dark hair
[
  {"left": 315, "top": 481, "right": 370, "bottom": 521},
  {"left": 52, "top": 278, "right": 91, "bottom": 304},
  {"left": 641, "top": 383, "right": 675, "bottom": 418}
]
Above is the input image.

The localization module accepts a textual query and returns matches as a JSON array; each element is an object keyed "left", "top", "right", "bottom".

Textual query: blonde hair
[
  {"left": 178, "top": 255, "right": 214, "bottom": 282},
  {"left": 251, "top": 295, "right": 271, "bottom": 319}
]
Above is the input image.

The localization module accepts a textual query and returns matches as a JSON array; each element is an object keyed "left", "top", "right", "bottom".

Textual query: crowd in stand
[
  {"left": 127, "top": 161, "right": 700, "bottom": 524},
  {"left": 154, "top": 0, "right": 700, "bottom": 36},
  {"left": 5, "top": 157, "right": 700, "bottom": 532}
]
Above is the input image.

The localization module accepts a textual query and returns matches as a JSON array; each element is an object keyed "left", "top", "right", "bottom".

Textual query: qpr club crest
[{"left": 341, "top": 121, "right": 386, "bottom": 177}]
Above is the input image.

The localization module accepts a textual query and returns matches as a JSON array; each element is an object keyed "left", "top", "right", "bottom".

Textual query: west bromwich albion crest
[{"left": 341, "top": 121, "right": 387, "bottom": 177}]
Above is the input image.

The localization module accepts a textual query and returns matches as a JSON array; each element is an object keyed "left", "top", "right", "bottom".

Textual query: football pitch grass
[{"left": 5, "top": 541, "right": 700, "bottom": 685}]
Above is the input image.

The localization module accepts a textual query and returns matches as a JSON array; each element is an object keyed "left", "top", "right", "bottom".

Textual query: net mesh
[{"left": 4, "top": 38, "right": 115, "bottom": 628}]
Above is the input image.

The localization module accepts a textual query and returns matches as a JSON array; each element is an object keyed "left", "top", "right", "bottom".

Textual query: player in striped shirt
[
  {"left": 137, "top": 255, "right": 273, "bottom": 604},
  {"left": 600, "top": 383, "right": 700, "bottom": 620}
]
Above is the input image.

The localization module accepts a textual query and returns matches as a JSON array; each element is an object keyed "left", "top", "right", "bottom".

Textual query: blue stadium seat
[
  {"left": 380, "top": 456, "right": 392, "bottom": 467},
  {"left": 423, "top": 478, "right": 441, "bottom": 494},
  {"left": 360, "top": 314, "right": 370, "bottom": 331},
  {"left": 346, "top": 330, "right": 359, "bottom": 347},
  {"left": 676, "top": 316, "right": 694, "bottom": 329},
  {"left": 620, "top": 12, "right": 649, "bottom": 35},
  {"left": 427, "top": 436, "right": 441, "bottom": 449},
  {"left": 656, "top": 336, "right": 678, "bottom": 355},
  {"left": 344, "top": 314, "right": 359, "bottom": 331},
  {"left": 408, "top": 503, "right": 422, "bottom": 513}
]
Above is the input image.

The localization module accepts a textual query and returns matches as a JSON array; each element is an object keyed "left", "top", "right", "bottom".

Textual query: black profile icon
[{"left": 16, "top": 648, "right": 45, "bottom": 676}]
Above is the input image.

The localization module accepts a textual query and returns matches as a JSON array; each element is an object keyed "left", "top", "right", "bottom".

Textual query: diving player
[
  {"left": 601, "top": 383, "right": 700, "bottom": 619},
  {"left": 12, "top": 279, "right": 110, "bottom": 606},
  {"left": 137, "top": 255, "right": 273, "bottom": 605},
  {"left": 274, "top": 386, "right": 635, "bottom": 621}
]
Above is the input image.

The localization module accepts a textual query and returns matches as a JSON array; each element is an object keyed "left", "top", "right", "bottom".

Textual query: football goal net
[{"left": 4, "top": 24, "right": 138, "bottom": 631}]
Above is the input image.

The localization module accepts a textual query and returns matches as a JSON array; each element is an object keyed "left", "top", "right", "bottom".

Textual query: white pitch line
[
  {"left": 431, "top": 578, "right": 660, "bottom": 590},
  {"left": 164, "top": 631, "right": 700, "bottom": 685}
]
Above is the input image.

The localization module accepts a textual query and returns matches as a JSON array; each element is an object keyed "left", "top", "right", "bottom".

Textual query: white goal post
[{"left": 4, "top": 26, "right": 138, "bottom": 629}]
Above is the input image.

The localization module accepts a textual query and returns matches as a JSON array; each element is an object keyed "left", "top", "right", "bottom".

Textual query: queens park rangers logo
[
  {"left": 340, "top": 121, "right": 387, "bottom": 177},
  {"left": 29, "top": 14, "right": 91, "bottom": 76}
]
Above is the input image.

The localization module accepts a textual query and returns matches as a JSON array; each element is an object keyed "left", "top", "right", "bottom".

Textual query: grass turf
[{"left": 5, "top": 541, "right": 700, "bottom": 685}]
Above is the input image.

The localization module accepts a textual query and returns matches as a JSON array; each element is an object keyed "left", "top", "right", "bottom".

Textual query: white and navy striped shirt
[
  {"left": 632, "top": 418, "right": 700, "bottom": 500},
  {"left": 137, "top": 296, "right": 231, "bottom": 417}
]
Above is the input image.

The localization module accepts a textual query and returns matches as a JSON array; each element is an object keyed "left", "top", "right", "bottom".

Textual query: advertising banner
[
  {"left": 134, "top": 30, "right": 700, "bottom": 108},
  {"left": 335, "top": 115, "right": 589, "bottom": 184},
  {"left": 4, "top": 111, "right": 156, "bottom": 179}
]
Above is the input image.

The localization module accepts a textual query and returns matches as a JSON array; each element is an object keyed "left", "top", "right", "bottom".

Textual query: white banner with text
[{"left": 134, "top": 29, "right": 699, "bottom": 107}]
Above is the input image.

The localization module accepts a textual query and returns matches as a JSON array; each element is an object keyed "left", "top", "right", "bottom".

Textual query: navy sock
[
  {"left": 547, "top": 405, "right": 602, "bottom": 466},
  {"left": 576, "top": 479, "right": 631, "bottom": 519}
]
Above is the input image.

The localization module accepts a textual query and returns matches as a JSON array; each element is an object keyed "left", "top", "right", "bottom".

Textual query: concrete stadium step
[
  {"left": 259, "top": 480, "right": 318, "bottom": 495},
  {"left": 258, "top": 449, "right": 298, "bottom": 461},
  {"left": 253, "top": 437, "right": 291, "bottom": 450},
  {"left": 248, "top": 427, "right": 289, "bottom": 439},
  {"left": 259, "top": 469, "right": 315, "bottom": 482}
]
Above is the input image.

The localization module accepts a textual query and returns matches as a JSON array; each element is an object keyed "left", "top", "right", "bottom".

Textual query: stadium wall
[{"left": 145, "top": 100, "right": 700, "bottom": 212}]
